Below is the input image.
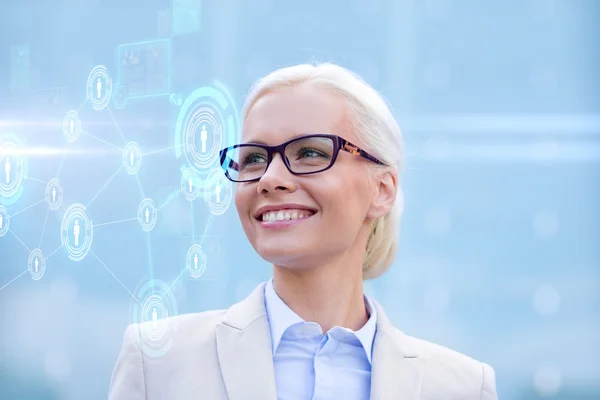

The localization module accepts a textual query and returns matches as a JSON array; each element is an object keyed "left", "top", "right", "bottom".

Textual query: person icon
[
  {"left": 194, "top": 253, "right": 198, "bottom": 270},
  {"left": 52, "top": 186, "right": 57, "bottom": 203},
  {"left": 152, "top": 307, "right": 158, "bottom": 329},
  {"left": 188, "top": 176, "right": 193, "bottom": 193},
  {"left": 4, "top": 157, "right": 10, "bottom": 184},
  {"left": 130, "top": 150, "right": 134, "bottom": 166},
  {"left": 215, "top": 182, "right": 221, "bottom": 203},
  {"left": 34, "top": 257, "right": 39, "bottom": 273},
  {"left": 200, "top": 125, "right": 208, "bottom": 153},
  {"left": 97, "top": 77, "right": 102, "bottom": 99},
  {"left": 145, "top": 207, "right": 150, "bottom": 224},
  {"left": 0, "top": 213, "right": 3, "bottom": 229},
  {"left": 74, "top": 219, "right": 80, "bottom": 247},
  {"left": 70, "top": 119, "right": 74, "bottom": 134}
]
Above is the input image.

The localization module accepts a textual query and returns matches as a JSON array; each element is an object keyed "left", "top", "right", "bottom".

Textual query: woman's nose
[{"left": 257, "top": 153, "right": 296, "bottom": 193}]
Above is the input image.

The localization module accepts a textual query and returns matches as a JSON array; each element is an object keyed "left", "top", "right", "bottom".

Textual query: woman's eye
[
  {"left": 298, "top": 148, "right": 325, "bottom": 158},
  {"left": 243, "top": 153, "right": 266, "bottom": 165}
]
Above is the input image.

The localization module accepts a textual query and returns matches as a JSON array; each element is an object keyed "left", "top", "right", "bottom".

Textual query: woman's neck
[{"left": 272, "top": 259, "right": 368, "bottom": 333}]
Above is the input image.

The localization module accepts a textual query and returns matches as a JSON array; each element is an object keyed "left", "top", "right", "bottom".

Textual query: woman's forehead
[{"left": 242, "top": 85, "right": 351, "bottom": 143}]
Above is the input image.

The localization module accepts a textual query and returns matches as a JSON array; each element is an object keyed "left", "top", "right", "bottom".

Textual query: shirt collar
[{"left": 264, "top": 278, "right": 378, "bottom": 364}]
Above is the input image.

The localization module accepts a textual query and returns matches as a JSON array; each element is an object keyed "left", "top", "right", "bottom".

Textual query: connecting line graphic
[
  {"left": 157, "top": 190, "right": 180, "bottom": 211},
  {"left": 90, "top": 250, "right": 142, "bottom": 306},
  {"left": 10, "top": 198, "right": 45, "bottom": 217},
  {"left": 143, "top": 231, "right": 154, "bottom": 291},
  {"left": 8, "top": 229, "right": 31, "bottom": 253},
  {"left": 105, "top": 109, "right": 139, "bottom": 207},
  {"left": 135, "top": 175, "right": 145, "bottom": 198},
  {"left": 142, "top": 144, "right": 183, "bottom": 157},
  {"left": 162, "top": 213, "right": 214, "bottom": 299},
  {"left": 38, "top": 208, "right": 50, "bottom": 248},
  {"left": 190, "top": 201, "right": 196, "bottom": 242},
  {"left": 81, "top": 108, "right": 127, "bottom": 208},
  {"left": 3, "top": 212, "right": 35, "bottom": 293},
  {"left": 46, "top": 244, "right": 64, "bottom": 260},
  {"left": 76, "top": 98, "right": 88, "bottom": 113},
  {"left": 87, "top": 166, "right": 123, "bottom": 208},
  {"left": 24, "top": 176, "right": 48, "bottom": 185},
  {"left": 56, "top": 152, "right": 66, "bottom": 179},
  {"left": 107, "top": 107, "right": 127, "bottom": 144},
  {"left": 0, "top": 270, "right": 28, "bottom": 293},
  {"left": 39, "top": 147, "right": 66, "bottom": 249},
  {"left": 80, "top": 130, "right": 123, "bottom": 151},
  {"left": 92, "top": 217, "right": 137, "bottom": 228}
]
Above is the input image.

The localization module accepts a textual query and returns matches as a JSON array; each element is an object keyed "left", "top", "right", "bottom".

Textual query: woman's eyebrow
[
  {"left": 243, "top": 139, "right": 268, "bottom": 145},
  {"left": 243, "top": 132, "right": 312, "bottom": 145}
]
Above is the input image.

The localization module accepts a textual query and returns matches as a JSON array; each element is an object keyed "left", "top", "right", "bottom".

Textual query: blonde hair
[{"left": 242, "top": 62, "right": 404, "bottom": 280}]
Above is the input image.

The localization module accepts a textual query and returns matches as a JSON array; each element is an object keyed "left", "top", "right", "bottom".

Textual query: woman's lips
[{"left": 256, "top": 212, "right": 316, "bottom": 229}]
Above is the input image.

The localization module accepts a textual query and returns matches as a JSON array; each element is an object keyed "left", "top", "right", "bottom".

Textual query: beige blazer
[{"left": 109, "top": 282, "right": 497, "bottom": 399}]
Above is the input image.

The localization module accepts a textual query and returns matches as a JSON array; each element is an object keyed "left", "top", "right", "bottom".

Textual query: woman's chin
[{"left": 256, "top": 243, "right": 315, "bottom": 267}]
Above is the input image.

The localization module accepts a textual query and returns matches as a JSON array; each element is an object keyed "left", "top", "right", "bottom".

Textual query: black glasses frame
[{"left": 219, "top": 133, "right": 386, "bottom": 183}]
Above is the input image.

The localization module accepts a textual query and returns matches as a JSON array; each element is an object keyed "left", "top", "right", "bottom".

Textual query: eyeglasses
[{"left": 219, "top": 133, "right": 385, "bottom": 183}]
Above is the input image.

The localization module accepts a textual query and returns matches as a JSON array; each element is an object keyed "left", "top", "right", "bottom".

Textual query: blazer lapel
[
  {"left": 370, "top": 300, "right": 424, "bottom": 400},
  {"left": 216, "top": 282, "right": 278, "bottom": 400}
]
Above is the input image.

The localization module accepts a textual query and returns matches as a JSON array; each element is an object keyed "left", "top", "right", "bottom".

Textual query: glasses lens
[
  {"left": 222, "top": 145, "right": 269, "bottom": 181},
  {"left": 285, "top": 136, "right": 334, "bottom": 173},
  {"left": 221, "top": 136, "right": 335, "bottom": 181}
]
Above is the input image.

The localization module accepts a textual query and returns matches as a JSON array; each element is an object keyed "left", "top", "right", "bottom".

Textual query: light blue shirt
[{"left": 264, "top": 278, "right": 377, "bottom": 400}]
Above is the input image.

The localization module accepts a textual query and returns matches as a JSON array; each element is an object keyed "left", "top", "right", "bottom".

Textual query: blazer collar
[
  {"left": 216, "top": 282, "right": 424, "bottom": 400},
  {"left": 264, "top": 278, "right": 378, "bottom": 363},
  {"left": 216, "top": 282, "right": 277, "bottom": 400},
  {"left": 369, "top": 297, "right": 425, "bottom": 399}
]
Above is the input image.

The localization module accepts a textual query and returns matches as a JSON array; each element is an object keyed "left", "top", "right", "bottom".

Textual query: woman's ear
[{"left": 367, "top": 168, "right": 398, "bottom": 220}]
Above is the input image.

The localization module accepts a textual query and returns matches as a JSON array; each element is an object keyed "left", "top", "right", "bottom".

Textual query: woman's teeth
[{"left": 261, "top": 209, "right": 313, "bottom": 222}]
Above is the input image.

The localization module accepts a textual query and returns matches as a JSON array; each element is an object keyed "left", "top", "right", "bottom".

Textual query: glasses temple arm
[{"left": 341, "top": 139, "right": 385, "bottom": 166}]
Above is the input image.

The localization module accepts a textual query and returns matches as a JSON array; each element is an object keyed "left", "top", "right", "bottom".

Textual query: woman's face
[{"left": 235, "top": 83, "right": 395, "bottom": 269}]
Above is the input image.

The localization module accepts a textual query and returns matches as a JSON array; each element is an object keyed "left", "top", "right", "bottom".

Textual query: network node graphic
[
  {"left": 174, "top": 82, "right": 241, "bottom": 187},
  {"left": 123, "top": 142, "right": 142, "bottom": 175},
  {"left": 0, "top": 138, "right": 25, "bottom": 201},
  {"left": 180, "top": 167, "right": 200, "bottom": 201},
  {"left": 62, "top": 110, "right": 81, "bottom": 143},
  {"left": 131, "top": 279, "right": 178, "bottom": 358},
  {"left": 112, "top": 84, "right": 128, "bottom": 109},
  {"left": 28, "top": 248, "right": 46, "bottom": 281},
  {"left": 188, "top": 112, "right": 221, "bottom": 170},
  {"left": 204, "top": 168, "right": 232, "bottom": 216},
  {"left": 61, "top": 203, "right": 93, "bottom": 262},
  {"left": 86, "top": 65, "right": 113, "bottom": 111},
  {"left": 45, "top": 178, "right": 64, "bottom": 211},
  {"left": 138, "top": 198, "right": 157, "bottom": 232},
  {"left": 141, "top": 294, "right": 168, "bottom": 341},
  {"left": 0, "top": 205, "right": 9, "bottom": 237},
  {"left": 186, "top": 244, "right": 207, "bottom": 279}
]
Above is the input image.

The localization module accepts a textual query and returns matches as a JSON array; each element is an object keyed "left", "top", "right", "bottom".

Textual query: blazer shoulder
[
  {"left": 111, "top": 310, "right": 231, "bottom": 399},
  {"left": 396, "top": 331, "right": 498, "bottom": 400},
  {"left": 404, "top": 332, "right": 482, "bottom": 366},
  {"left": 125, "top": 310, "right": 226, "bottom": 363},
  {"left": 130, "top": 310, "right": 225, "bottom": 350},
  {"left": 152, "top": 309, "right": 226, "bottom": 336},
  {"left": 167, "top": 309, "right": 227, "bottom": 330}
]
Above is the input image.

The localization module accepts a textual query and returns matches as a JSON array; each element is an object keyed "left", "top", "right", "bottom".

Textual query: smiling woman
[{"left": 108, "top": 62, "right": 498, "bottom": 400}]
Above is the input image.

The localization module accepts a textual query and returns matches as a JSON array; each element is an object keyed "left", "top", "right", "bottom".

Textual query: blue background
[{"left": 0, "top": 0, "right": 599, "bottom": 399}]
